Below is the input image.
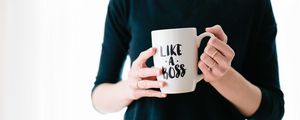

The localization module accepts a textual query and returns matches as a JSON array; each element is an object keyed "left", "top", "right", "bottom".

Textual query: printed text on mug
[{"left": 160, "top": 44, "right": 186, "bottom": 79}]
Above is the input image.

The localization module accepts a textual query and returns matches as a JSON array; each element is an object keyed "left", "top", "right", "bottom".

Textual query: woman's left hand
[{"left": 198, "top": 25, "right": 235, "bottom": 83}]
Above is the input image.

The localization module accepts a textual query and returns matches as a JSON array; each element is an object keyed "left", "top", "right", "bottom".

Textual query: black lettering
[
  {"left": 170, "top": 44, "right": 176, "bottom": 55},
  {"left": 169, "top": 67, "right": 175, "bottom": 79},
  {"left": 168, "top": 57, "right": 175, "bottom": 66},
  {"left": 177, "top": 44, "right": 182, "bottom": 56},
  {"left": 162, "top": 67, "right": 168, "bottom": 79},
  {"left": 166, "top": 45, "right": 170, "bottom": 56},
  {"left": 160, "top": 44, "right": 183, "bottom": 57},
  {"left": 180, "top": 64, "right": 186, "bottom": 77},
  {"left": 175, "top": 64, "right": 181, "bottom": 78},
  {"left": 160, "top": 46, "right": 166, "bottom": 57}
]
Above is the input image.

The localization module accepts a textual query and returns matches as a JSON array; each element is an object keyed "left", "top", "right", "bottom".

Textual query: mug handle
[{"left": 195, "top": 32, "right": 215, "bottom": 83}]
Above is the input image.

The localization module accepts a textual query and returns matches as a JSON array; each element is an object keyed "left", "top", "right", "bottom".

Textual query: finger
[
  {"left": 133, "top": 90, "right": 167, "bottom": 99},
  {"left": 204, "top": 45, "right": 220, "bottom": 58},
  {"left": 200, "top": 53, "right": 218, "bottom": 68},
  {"left": 198, "top": 61, "right": 212, "bottom": 75},
  {"left": 198, "top": 61, "right": 213, "bottom": 81},
  {"left": 132, "top": 48, "right": 156, "bottom": 68},
  {"left": 137, "top": 80, "right": 166, "bottom": 89},
  {"left": 204, "top": 45, "right": 227, "bottom": 65},
  {"left": 206, "top": 25, "right": 228, "bottom": 43},
  {"left": 130, "top": 67, "right": 161, "bottom": 78},
  {"left": 208, "top": 38, "right": 235, "bottom": 59},
  {"left": 210, "top": 50, "right": 228, "bottom": 66}
]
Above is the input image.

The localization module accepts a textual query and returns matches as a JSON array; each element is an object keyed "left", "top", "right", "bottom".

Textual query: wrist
[{"left": 117, "top": 80, "right": 134, "bottom": 103}]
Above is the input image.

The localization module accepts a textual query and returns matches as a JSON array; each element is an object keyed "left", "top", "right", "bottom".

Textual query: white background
[{"left": 0, "top": 0, "right": 299, "bottom": 120}]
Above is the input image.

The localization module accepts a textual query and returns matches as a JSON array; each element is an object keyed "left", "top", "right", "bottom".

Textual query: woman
[{"left": 92, "top": 0, "right": 284, "bottom": 119}]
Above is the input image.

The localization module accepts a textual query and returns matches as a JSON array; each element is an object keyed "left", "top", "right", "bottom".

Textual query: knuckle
[
  {"left": 204, "top": 47, "right": 209, "bottom": 53},
  {"left": 211, "top": 38, "right": 218, "bottom": 45},
  {"left": 139, "top": 51, "right": 144, "bottom": 56},
  {"left": 231, "top": 50, "right": 235, "bottom": 58},
  {"left": 219, "top": 67, "right": 226, "bottom": 74},
  {"left": 224, "top": 35, "right": 228, "bottom": 41},
  {"left": 198, "top": 62, "right": 202, "bottom": 68},
  {"left": 200, "top": 54, "right": 206, "bottom": 60},
  {"left": 197, "top": 61, "right": 201, "bottom": 67},
  {"left": 223, "top": 60, "right": 230, "bottom": 67},
  {"left": 198, "top": 61, "right": 205, "bottom": 69},
  {"left": 223, "top": 63, "right": 230, "bottom": 69},
  {"left": 211, "top": 60, "right": 217, "bottom": 66},
  {"left": 215, "top": 27, "right": 222, "bottom": 33},
  {"left": 204, "top": 46, "right": 212, "bottom": 53},
  {"left": 214, "top": 67, "right": 224, "bottom": 76},
  {"left": 228, "top": 51, "right": 235, "bottom": 59},
  {"left": 208, "top": 38, "right": 214, "bottom": 44},
  {"left": 132, "top": 61, "right": 138, "bottom": 67},
  {"left": 203, "top": 53, "right": 209, "bottom": 60},
  {"left": 218, "top": 59, "right": 227, "bottom": 66},
  {"left": 214, "top": 51, "right": 220, "bottom": 57},
  {"left": 219, "top": 64, "right": 229, "bottom": 73},
  {"left": 217, "top": 25, "right": 223, "bottom": 31},
  {"left": 216, "top": 24, "right": 221, "bottom": 29}
]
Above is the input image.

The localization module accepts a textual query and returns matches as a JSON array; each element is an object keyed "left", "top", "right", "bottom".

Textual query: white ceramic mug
[{"left": 151, "top": 27, "right": 215, "bottom": 94}]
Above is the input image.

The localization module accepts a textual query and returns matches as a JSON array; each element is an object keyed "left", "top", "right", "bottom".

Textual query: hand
[
  {"left": 198, "top": 25, "right": 235, "bottom": 83},
  {"left": 124, "top": 47, "right": 167, "bottom": 100}
]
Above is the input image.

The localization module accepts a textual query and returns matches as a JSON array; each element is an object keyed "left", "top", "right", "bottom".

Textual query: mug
[{"left": 151, "top": 27, "right": 215, "bottom": 94}]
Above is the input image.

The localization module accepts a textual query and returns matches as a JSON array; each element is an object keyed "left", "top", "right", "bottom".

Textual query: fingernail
[
  {"left": 157, "top": 69, "right": 162, "bottom": 75},
  {"left": 210, "top": 38, "right": 216, "bottom": 44},
  {"left": 159, "top": 82, "right": 164, "bottom": 87},
  {"left": 149, "top": 47, "right": 154, "bottom": 52},
  {"left": 162, "top": 93, "right": 167, "bottom": 97}
]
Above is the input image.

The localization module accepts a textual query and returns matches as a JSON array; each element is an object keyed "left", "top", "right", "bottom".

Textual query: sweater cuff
[{"left": 247, "top": 87, "right": 273, "bottom": 119}]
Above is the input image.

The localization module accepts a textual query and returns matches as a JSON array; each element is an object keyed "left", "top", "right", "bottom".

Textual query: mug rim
[{"left": 151, "top": 27, "right": 196, "bottom": 33}]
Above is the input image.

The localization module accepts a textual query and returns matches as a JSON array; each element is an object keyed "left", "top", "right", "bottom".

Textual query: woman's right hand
[{"left": 123, "top": 47, "right": 167, "bottom": 101}]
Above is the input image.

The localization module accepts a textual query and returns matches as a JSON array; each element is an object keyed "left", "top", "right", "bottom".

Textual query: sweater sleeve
[
  {"left": 93, "top": 0, "right": 131, "bottom": 91},
  {"left": 242, "top": 0, "right": 284, "bottom": 119}
]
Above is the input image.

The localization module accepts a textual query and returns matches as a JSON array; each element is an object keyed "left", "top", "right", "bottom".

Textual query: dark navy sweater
[{"left": 93, "top": 0, "right": 284, "bottom": 119}]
